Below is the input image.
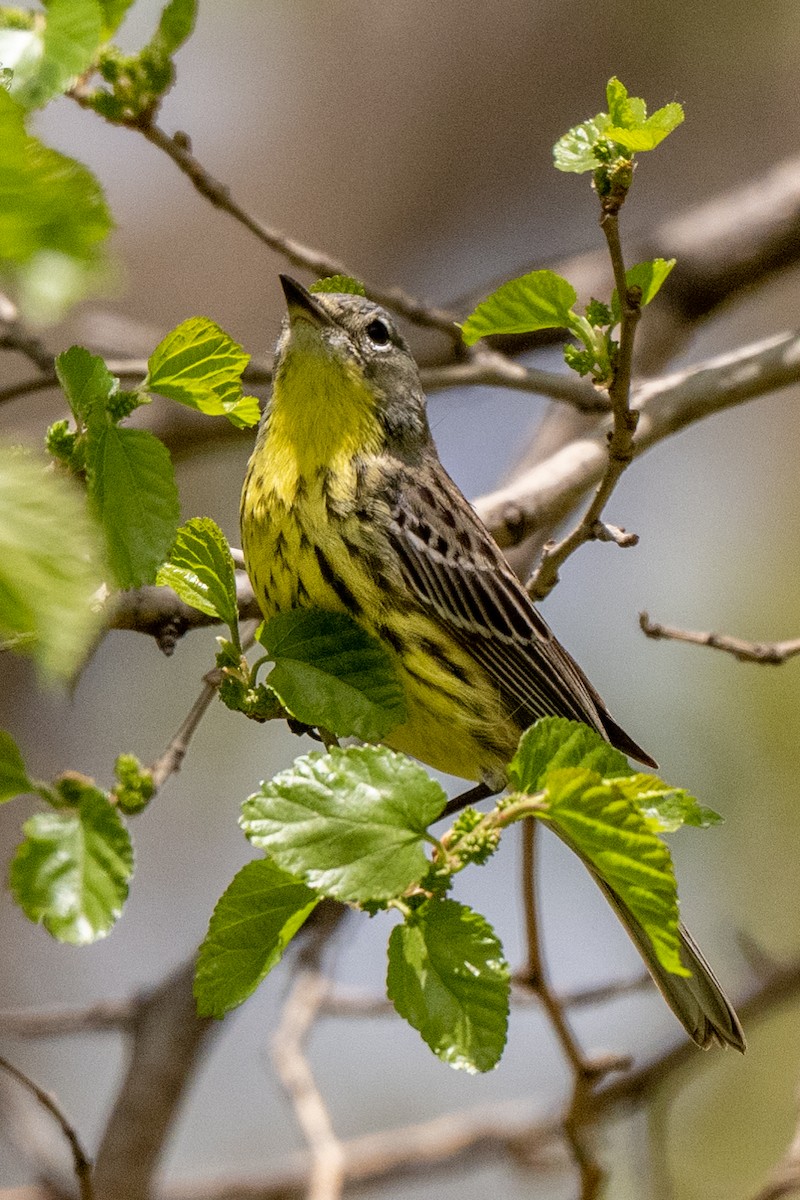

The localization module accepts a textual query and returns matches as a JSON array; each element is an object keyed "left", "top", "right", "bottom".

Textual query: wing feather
[{"left": 388, "top": 466, "right": 655, "bottom": 766}]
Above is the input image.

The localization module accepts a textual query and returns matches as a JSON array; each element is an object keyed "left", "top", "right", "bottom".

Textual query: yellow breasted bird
[{"left": 240, "top": 275, "right": 744, "bottom": 1052}]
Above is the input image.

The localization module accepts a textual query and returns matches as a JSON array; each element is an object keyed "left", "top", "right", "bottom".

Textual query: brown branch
[
  {"left": 517, "top": 821, "right": 624, "bottom": 1199},
  {"left": 91, "top": 962, "right": 216, "bottom": 1200},
  {"left": 0, "top": 1001, "right": 135, "bottom": 1038},
  {"left": 475, "top": 331, "right": 800, "bottom": 552},
  {"left": 454, "top": 154, "right": 800, "bottom": 373},
  {"left": 640, "top": 613, "right": 800, "bottom": 665},
  {"left": 0, "top": 1055, "right": 94, "bottom": 1200},
  {"left": 527, "top": 202, "right": 642, "bottom": 600},
  {"left": 271, "top": 972, "right": 345, "bottom": 1200}
]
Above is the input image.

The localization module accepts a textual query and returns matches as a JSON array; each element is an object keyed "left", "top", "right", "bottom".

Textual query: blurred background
[{"left": 2, "top": 1, "right": 800, "bottom": 1197}]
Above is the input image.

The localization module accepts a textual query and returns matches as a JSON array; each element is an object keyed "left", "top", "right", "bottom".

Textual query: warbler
[{"left": 240, "top": 275, "right": 744, "bottom": 1052}]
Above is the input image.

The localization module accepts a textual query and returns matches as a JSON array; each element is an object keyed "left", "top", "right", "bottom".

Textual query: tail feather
[{"left": 554, "top": 829, "right": 745, "bottom": 1051}]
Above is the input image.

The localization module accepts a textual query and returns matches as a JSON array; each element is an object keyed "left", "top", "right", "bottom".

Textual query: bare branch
[
  {"left": 640, "top": 613, "right": 800, "bottom": 665},
  {"left": 0, "top": 1055, "right": 93, "bottom": 1200},
  {"left": 420, "top": 351, "right": 608, "bottom": 410},
  {"left": 92, "top": 962, "right": 216, "bottom": 1200},
  {"left": 0, "top": 1001, "right": 135, "bottom": 1038},
  {"left": 271, "top": 972, "right": 345, "bottom": 1200}
]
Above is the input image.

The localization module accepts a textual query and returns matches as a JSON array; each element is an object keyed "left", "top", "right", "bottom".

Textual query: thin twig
[
  {"left": 527, "top": 205, "right": 641, "bottom": 601},
  {"left": 518, "top": 822, "right": 605, "bottom": 1199},
  {"left": 271, "top": 971, "right": 345, "bottom": 1200},
  {"left": 420, "top": 352, "right": 607, "bottom": 410},
  {"left": 640, "top": 613, "right": 800, "bottom": 665},
  {"left": 0, "top": 1000, "right": 136, "bottom": 1038},
  {"left": 0, "top": 1055, "right": 94, "bottom": 1200}
]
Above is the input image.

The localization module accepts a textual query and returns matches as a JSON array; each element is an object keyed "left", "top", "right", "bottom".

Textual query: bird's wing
[{"left": 387, "top": 465, "right": 655, "bottom": 765}]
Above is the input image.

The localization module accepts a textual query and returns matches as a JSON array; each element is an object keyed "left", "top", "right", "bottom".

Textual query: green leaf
[
  {"left": 150, "top": 0, "right": 196, "bottom": 57},
  {"left": 97, "top": 0, "right": 136, "bottom": 38},
  {"left": 310, "top": 275, "right": 366, "bottom": 296},
  {"left": 0, "top": 730, "right": 33, "bottom": 803},
  {"left": 194, "top": 858, "right": 318, "bottom": 1018},
  {"left": 614, "top": 776, "right": 722, "bottom": 833},
  {"left": 3, "top": 0, "right": 102, "bottom": 111},
  {"left": 145, "top": 317, "right": 259, "bottom": 429},
  {"left": 0, "top": 449, "right": 103, "bottom": 681},
  {"left": 611, "top": 258, "right": 676, "bottom": 321},
  {"left": 10, "top": 788, "right": 133, "bottom": 944},
  {"left": 0, "top": 88, "right": 111, "bottom": 321},
  {"left": 156, "top": 517, "right": 239, "bottom": 634},
  {"left": 461, "top": 270, "right": 577, "bottom": 345},
  {"left": 606, "top": 104, "right": 684, "bottom": 152},
  {"left": 553, "top": 114, "right": 611, "bottom": 173},
  {"left": 606, "top": 77, "right": 646, "bottom": 129},
  {"left": 387, "top": 899, "right": 509, "bottom": 1073},
  {"left": 509, "top": 717, "right": 633, "bottom": 795},
  {"left": 259, "top": 609, "right": 407, "bottom": 742},
  {"left": 86, "top": 424, "right": 180, "bottom": 589},
  {"left": 240, "top": 745, "right": 446, "bottom": 903},
  {"left": 54, "top": 345, "right": 116, "bottom": 427},
  {"left": 542, "top": 767, "right": 689, "bottom": 977}
]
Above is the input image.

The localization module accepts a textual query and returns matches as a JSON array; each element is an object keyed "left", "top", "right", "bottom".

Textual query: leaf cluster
[{"left": 0, "top": 0, "right": 195, "bottom": 318}]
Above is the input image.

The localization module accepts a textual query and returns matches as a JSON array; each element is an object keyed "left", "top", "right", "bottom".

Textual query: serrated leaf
[
  {"left": 605, "top": 103, "right": 684, "bottom": 152},
  {"left": 606, "top": 77, "right": 646, "bottom": 129},
  {"left": 542, "top": 767, "right": 688, "bottom": 976},
  {"left": 0, "top": 88, "right": 111, "bottom": 320},
  {"left": 10, "top": 788, "right": 133, "bottom": 944},
  {"left": 461, "top": 270, "right": 577, "bottom": 345},
  {"left": 553, "top": 114, "right": 611, "bottom": 173},
  {"left": 87, "top": 424, "right": 180, "bottom": 589},
  {"left": 54, "top": 345, "right": 116, "bottom": 427},
  {"left": 194, "top": 858, "right": 318, "bottom": 1018},
  {"left": 509, "top": 717, "right": 633, "bottom": 795},
  {"left": 310, "top": 275, "right": 366, "bottom": 296},
  {"left": 259, "top": 609, "right": 407, "bottom": 742},
  {"left": 5, "top": 0, "right": 102, "bottom": 111},
  {"left": 611, "top": 258, "right": 676, "bottom": 321},
  {"left": 615, "top": 776, "right": 722, "bottom": 832},
  {"left": 240, "top": 745, "right": 446, "bottom": 903},
  {"left": 0, "top": 449, "right": 103, "bottom": 681},
  {"left": 157, "top": 516, "right": 238, "bottom": 633},
  {"left": 387, "top": 899, "right": 509, "bottom": 1073},
  {"left": 0, "top": 730, "right": 33, "bottom": 803},
  {"left": 145, "top": 317, "right": 259, "bottom": 428}
]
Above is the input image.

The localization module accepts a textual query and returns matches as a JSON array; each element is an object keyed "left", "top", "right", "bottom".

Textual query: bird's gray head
[{"left": 273, "top": 275, "right": 431, "bottom": 459}]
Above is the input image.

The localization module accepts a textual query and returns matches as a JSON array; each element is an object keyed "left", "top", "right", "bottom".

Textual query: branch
[
  {"left": 527, "top": 200, "right": 642, "bottom": 600},
  {"left": 0, "top": 1055, "right": 93, "bottom": 1200},
  {"left": 271, "top": 972, "right": 345, "bottom": 1200},
  {"left": 455, "top": 154, "right": 800, "bottom": 372},
  {"left": 91, "top": 962, "right": 216, "bottom": 1200},
  {"left": 475, "top": 331, "right": 800, "bottom": 551},
  {"left": 640, "top": 613, "right": 800, "bottom": 665},
  {"left": 0, "top": 1001, "right": 135, "bottom": 1038}
]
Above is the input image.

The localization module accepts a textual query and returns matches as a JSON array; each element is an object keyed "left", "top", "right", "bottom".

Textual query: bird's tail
[{"left": 554, "top": 830, "right": 746, "bottom": 1051}]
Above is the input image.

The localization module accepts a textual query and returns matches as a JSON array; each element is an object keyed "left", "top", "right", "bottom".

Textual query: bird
[{"left": 240, "top": 273, "right": 745, "bottom": 1052}]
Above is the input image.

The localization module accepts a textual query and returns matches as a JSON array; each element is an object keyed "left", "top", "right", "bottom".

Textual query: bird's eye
[{"left": 365, "top": 319, "right": 391, "bottom": 347}]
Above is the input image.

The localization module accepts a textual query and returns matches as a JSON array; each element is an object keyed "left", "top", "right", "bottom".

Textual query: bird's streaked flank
[{"left": 240, "top": 274, "right": 744, "bottom": 1052}]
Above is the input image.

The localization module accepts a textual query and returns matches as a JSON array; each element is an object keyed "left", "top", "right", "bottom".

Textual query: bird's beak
[{"left": 279, "top": 275, "right": 334, "bottom": 328}]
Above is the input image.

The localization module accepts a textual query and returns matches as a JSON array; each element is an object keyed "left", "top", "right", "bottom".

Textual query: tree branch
[
  {"left": 475, "top": 331, "right": 800, "bottom": 553},
  {"left": 0, "top": 1055, "right": 93, "bottom": 1200},
  {"left": 640, "top": 613, "right": 800, "bottom": 665}
]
